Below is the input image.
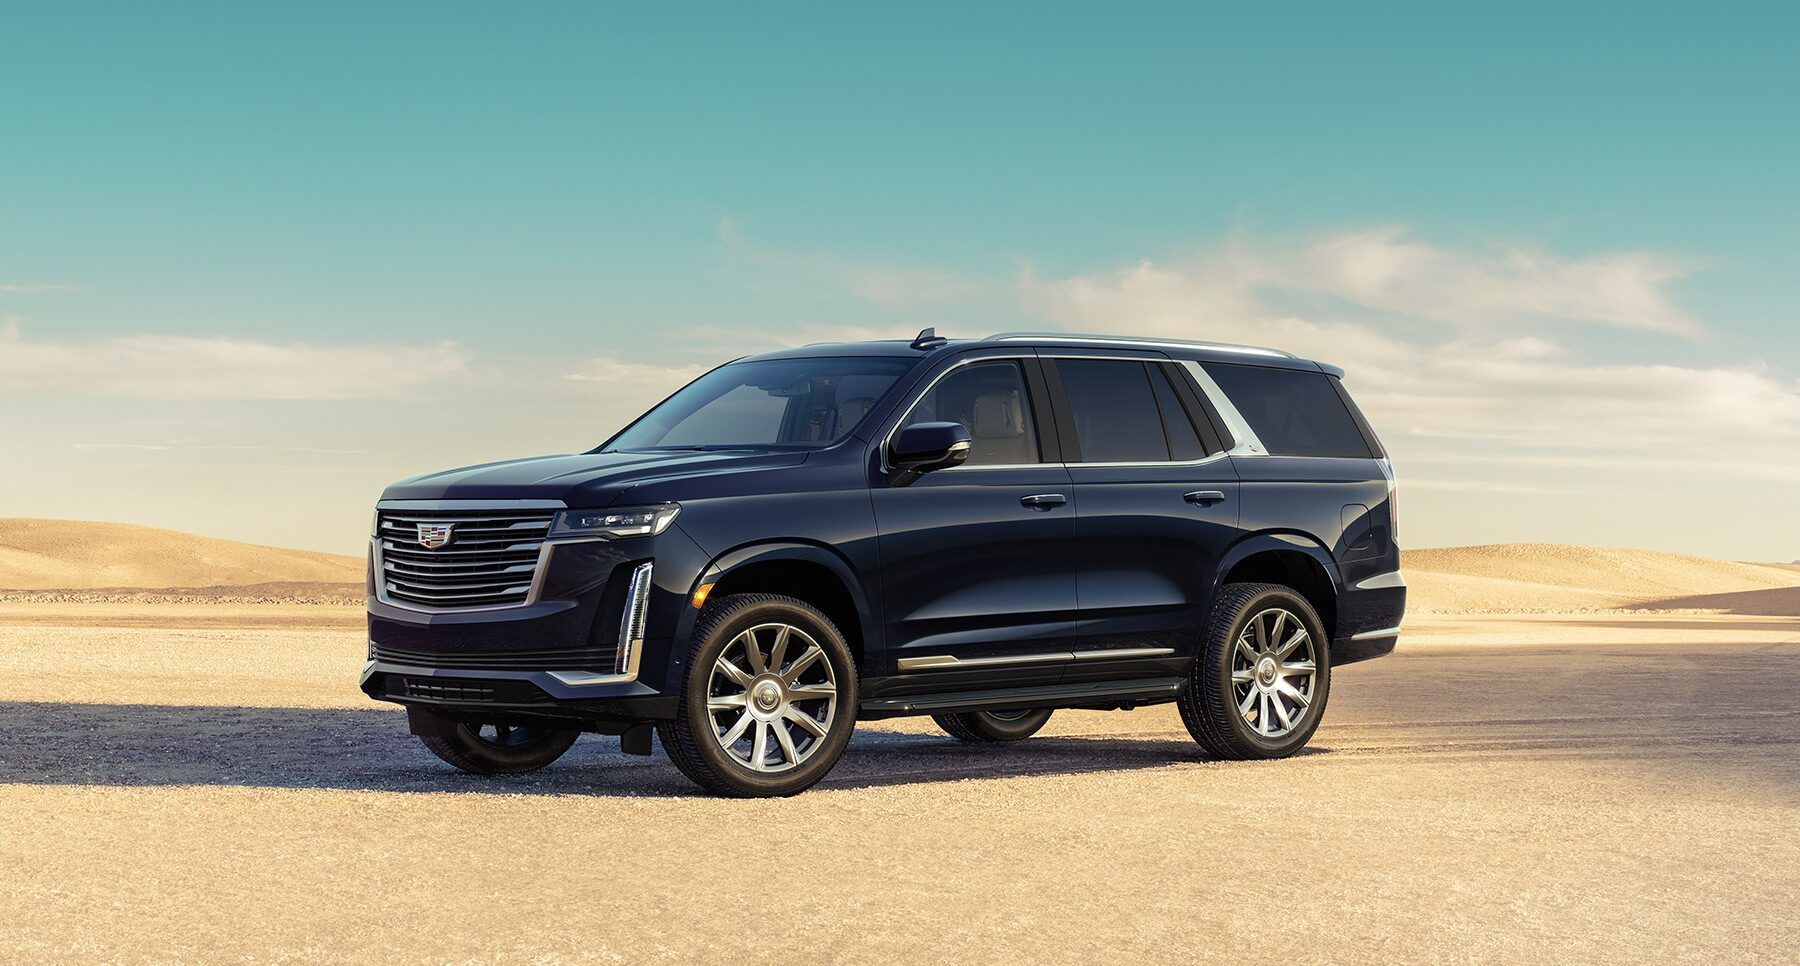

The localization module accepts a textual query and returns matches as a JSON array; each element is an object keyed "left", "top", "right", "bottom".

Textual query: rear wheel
[
  {"left": 1180, "top": 582, "right": 1331, "bottom": 760},
  {"left": 932, "top": 708, "right": 1054, "bottom": 742},
  {"left": 419, "top": 721, "right": 580, "bottom": 774}
]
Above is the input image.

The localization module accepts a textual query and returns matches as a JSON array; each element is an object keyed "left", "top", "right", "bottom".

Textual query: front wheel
[
  {"left": 932, "top": 708, "right": 1054, "bottom": 742},
  {"left": 657, "top": 594, "right": 858, "bottom": 797},
  {"left": 1180, "top": 582, "right": 1331, "bottom": 760},
  {"left": 419, "top": 721, "right": 579, "bottom": 774}
]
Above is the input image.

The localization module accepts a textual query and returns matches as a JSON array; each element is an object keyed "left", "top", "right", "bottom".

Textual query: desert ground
[{"left": 1, "top": 521, "right": 1797, "bottom": 963}]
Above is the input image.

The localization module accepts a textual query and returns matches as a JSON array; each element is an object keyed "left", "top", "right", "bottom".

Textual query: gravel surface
[{"left": 1, "top": 607, "right": 1796, "bottom": 963}]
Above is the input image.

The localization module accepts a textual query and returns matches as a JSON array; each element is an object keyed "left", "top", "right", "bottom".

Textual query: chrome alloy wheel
[
  {"left": 706, "top": 622, "right": 839, "bottom": 773},
  {"left": 1230, "top": 607, "right": 1318, "bottom": 739}
]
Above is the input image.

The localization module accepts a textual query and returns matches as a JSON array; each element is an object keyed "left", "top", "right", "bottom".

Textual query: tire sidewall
[
  {"left": 972, "top": 708, "right": 1053, "bottom": 740},
  {"left": 424, "top": 723, "right": 579, "bottom": 773},
  {"left": 680, "top": 597, "right": 858, "bottom": 795},
  {"left": 1215, "top": 587, "right": 1331, "bottom": 755},
  {"left": 452, "top": 723, "right": 577, "bottom": 769}
]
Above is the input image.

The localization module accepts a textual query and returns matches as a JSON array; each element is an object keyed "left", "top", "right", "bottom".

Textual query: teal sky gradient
[{"left": 2, "top": 2, "right": 1797, "bottom": 557}]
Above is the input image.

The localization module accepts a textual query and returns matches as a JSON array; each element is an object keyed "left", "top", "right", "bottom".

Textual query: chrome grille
[{"left": 376, "top": 507, "right": 557, "bottom": 609}]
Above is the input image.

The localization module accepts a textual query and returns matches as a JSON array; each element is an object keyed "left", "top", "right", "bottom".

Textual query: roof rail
[{"left": 982, "top": 331, "right": 1294, "bottom": 359}]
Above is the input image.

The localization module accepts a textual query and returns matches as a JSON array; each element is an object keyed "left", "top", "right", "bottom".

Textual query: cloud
[
  {"left": 1026, "top": 226, "right": 1703, "bottom": 338},
  {"left": 72, "top": 443, "right": 364, "bottom": 454},
  {"left": 562, "top": 355, "right": 706, "bottom": 390},
  {"left": 698, "top": 222, "right": 1793, "bottom": 481},
  {"left": 1017, "top": 229, "right": 1799, "bottom": 478},
  {"left": 0, "top": 320, "right": 472, "bottom": 400},
  {"left": 1295, "top": 227, "right": 1703, "bottom": 335},
  {"left": 678, "top": 322, "right": 917, "bottom": 356}
]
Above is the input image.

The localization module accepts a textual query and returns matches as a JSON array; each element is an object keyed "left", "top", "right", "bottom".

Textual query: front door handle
[
  {"left": 1020, "top": 493, "right": 1067, "bottom": 510},
  {"left": 1184, "top": 490, "right": 1226, "bottom": 506}
]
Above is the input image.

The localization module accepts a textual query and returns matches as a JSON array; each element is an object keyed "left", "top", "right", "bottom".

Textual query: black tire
[
  {"left": 932, "top": 708, "right": 1054, "bottom": 742},
  {"left": 1180, "top": 582, "right": 1332, "bottom": 760},
  {"left": 656, "top": 594, "right": 858, "bottom": 798},
  {"left": 419, "top": 722, "right": 580, "bottom": 775}
]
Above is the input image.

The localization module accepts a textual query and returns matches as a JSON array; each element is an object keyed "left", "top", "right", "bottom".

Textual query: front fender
[{"left": 670, "top": 539, "right": 881, "bottom": 664}]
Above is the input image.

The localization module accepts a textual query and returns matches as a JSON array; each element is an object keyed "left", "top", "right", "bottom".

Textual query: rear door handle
[
  {"left": 1184, "top": 490, "right": 1226, "bottom": 506},
  {"left": 1020, "top": 493, "right": 1067, "bottom": 510}
]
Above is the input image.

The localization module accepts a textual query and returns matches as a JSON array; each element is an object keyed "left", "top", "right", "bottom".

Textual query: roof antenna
[{"left": 909, "top": 327, "right": 948, "bottom": 350}]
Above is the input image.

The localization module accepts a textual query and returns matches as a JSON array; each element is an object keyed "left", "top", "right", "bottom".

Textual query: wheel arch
[
  {"left": 1215, "top": 532, "right": 1344, "bottom": 643},
  {"left": 678, "top": 541, "right": 878, "bottom": 673}
]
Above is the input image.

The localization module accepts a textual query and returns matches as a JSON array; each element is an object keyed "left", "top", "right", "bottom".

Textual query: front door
[{"left": 871, "top": 354, "right": 1076, "bottom": 687}]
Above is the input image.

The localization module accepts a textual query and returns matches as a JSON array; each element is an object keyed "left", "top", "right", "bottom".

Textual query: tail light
[{"left": 1387, "top": 471, "right": 1399, "bottom": 548}]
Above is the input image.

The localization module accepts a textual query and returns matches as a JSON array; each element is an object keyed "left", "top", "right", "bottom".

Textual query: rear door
[
  {"left": 1044, "top": 353, "right": 1242, "bottom": 679},
  {"left": 870, "top": 352, "right": 1077, "bottom": 687}
]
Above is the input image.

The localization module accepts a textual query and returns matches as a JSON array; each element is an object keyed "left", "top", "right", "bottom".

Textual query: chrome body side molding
[{"left": 897, "top": 646, "right": 1175, "bottom": 672}]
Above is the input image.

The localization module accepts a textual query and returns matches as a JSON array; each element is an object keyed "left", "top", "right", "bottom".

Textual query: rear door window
[
  {"left": 1055, "top": 359, "right": 1170, "bottom": 462},
  {"left": 1201, "top": 364, "right": 1375, "bottom": 458},
  {"left": 1149, "top": 363, "right": 1208, "bottom": 461}
]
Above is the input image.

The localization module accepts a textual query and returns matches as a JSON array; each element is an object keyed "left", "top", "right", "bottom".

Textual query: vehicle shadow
[{"left": 0, "top": 701, "right": 1247, "bottom": 798}]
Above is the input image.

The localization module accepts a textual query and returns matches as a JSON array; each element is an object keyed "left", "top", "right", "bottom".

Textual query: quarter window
[
  {"left": 1202, "top": 364, "right": 1375, "bottom": 458},
  {"left": 900, "top": 360, "right": 1040, "bottom": 465}
]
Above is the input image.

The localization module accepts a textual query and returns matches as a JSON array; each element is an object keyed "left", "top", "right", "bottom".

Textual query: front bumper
[
  {"left": 363, "top": 509, "right": 711, "bottom": 722},
  {"left": 360, "top": 658, "right": 678, "bottom": 721}
]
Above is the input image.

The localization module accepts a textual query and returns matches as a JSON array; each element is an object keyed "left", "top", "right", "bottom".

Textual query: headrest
[
  {"left": 971, "top": 391, "right": 1025, "bottom": 439},
  {"left": 836, "top": 396, "right": 875, "bottom": 432}
]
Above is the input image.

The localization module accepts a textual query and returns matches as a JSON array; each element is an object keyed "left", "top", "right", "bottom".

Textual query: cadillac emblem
[{"left": 416, "top": 523, "right": 454, "bottom": 549}]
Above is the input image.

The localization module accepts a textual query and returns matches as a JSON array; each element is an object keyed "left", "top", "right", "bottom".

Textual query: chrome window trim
[
  {"left": 880, "top": 353, "right": 1042, "bottom": 473},
  {"left": 1044, "top": 353, "right": 1233, "bottom": 468},
  {"left": 882, "top": 352, "right": 1237, "bottom": 473},
  {"left": 1176, "top": 360, "right": 1268, "bottom": 457}
]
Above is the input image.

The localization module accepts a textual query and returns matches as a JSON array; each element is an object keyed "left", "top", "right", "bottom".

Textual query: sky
[{"left": 2, "top": 2, "right": 1797, "bottom": 559}]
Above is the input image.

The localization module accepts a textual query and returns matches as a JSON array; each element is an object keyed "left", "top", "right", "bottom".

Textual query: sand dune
[
  {"left": 0, "top": 519, "right": 362, "bottom": 593},
  {"left": 3, "top": 520, "right": 1794, "bottom": 616},
  {"left": 1403, "top": 543, "right": 1800, "bottom": 614}
]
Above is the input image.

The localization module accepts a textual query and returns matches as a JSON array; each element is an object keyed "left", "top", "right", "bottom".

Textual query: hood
[{"left": 380, "top": 449, "right": 810, "bottom": 506}]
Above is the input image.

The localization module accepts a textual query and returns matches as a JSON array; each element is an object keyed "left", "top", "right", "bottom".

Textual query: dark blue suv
[{"left": 362, "top": 331, "right": 1404, "bottom": 796}]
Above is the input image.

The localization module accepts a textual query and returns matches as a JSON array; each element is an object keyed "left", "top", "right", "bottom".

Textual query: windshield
[{"left": 602, "top": 357, "right": 915, "bottom": 451}]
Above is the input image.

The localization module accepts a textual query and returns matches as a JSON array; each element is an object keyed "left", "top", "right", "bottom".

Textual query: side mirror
[{"left": 889, "top": 421, "right": 972, "bottom": 485}]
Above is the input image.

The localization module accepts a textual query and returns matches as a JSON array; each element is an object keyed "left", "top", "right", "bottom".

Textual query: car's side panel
[
  {"left": 1230, "top": 455, "right": 1405, "bottom": 652},
  {"left": 1064, "top": 460, "right": 1241, "bottom": 654},
  {"left": 676, "top": 539, "right": 882, "bottom": 674},
  {"left": 642, "top": 446, "right": 886, "bottom": 654}
]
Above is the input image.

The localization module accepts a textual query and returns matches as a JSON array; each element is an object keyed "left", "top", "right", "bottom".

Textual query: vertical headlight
[{"left": 549, "top": 503, "right": 681, "bottom": 539}]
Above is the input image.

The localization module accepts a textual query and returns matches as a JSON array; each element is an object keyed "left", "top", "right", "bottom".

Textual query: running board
[{"left": 858, "top": 676, "right": 1185, "bottom": 719}]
